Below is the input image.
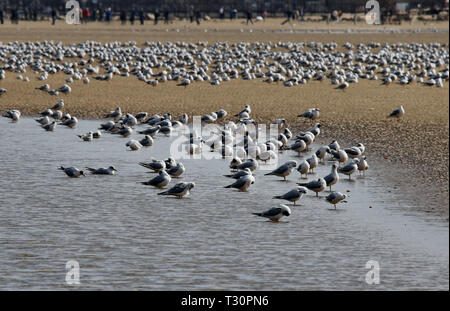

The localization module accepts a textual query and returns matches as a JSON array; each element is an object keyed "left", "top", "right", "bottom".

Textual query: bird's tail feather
[
  {"left": 157, "top": 191, "right": 168, "bottom": 195},
  {"left": 252, "top": 213, "right": 262, "bottom": 216},
  {"left": 58, "top": 166, "right": 65, "bottom": 170},
  {"left": 224, "top": 185, "right": 232, "bottom": 188}
]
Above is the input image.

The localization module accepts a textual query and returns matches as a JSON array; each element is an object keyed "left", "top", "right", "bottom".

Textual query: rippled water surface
[{"left": 0, "top": 118, "right": 448, "bottom": 290}]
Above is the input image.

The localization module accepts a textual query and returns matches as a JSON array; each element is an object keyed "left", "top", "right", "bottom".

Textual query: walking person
[
  {"left": 120, "top": 10, "right": 126, "bottom": 25},
  {"left": 139, "top": 9, "right": 145, "bottom": 25},
  {"left": 130, "top": 9, "right": 136, "bottom": 25},
  {"left": 0, "top": 8, "right": 4, "bottom": 25},
  {"left": 163, "top": 9, "right": 169, "bottom": 24},
  {"left": 154, "top": 9, "right": 160, "bottom": 25},
  {"left": 195, "top": 9, "right": 201, "bottom": 25},
  {"left": 51, "top": 7, "right": 56, "bottom": 25},
  {"left": 246, "top": 10, "right": 253, "bottom": 25},
  {"left": 219, "top": 7, "right": 224, "bottom": 20},
  {"left": 281, "top": 9, "right": 292, "bottom": 25}
]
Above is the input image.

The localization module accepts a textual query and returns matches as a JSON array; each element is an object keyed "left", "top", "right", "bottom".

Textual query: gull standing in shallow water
[
  {"left": 326, "top": 192, "right": 348, "bottom": 209},
  {"left": 273, "top": 186, "right": 308, "bottom": 205},
  {"left": 141, "top": 170, "right": 171, "bottom": 188},
  {"left": 264, "top": 160, "right": 297, "bottom": 181},
  {"left": 86, "top": 166, "right": 117, "bottom": 175},
  {"left": 323, "top": 163, "right": 339, "bottom": 191},
  {"left": 297, "top": 178, "right": 327, "bottom": 197},
  {"left": 59, "top": 166, "right": 85, "bottom": 178},
  {"left": 158, "top": 182, "right": 195, "bottom": 198},
  {"left": 338, "top": 159, "right": 359, "bottom": 180},
  {"left": 225, "top": 175, "right": 255, "bottom": 192},
  {"left": 252, "top": 204, "right": 291, "bottom": 222}
]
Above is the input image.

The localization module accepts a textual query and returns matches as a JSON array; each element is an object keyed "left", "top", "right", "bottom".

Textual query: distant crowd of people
[{"left": 0, "top": 5, "right": 447, "bottom": 26}]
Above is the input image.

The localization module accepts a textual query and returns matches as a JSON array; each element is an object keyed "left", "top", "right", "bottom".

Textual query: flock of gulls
[
  {"left": 0, "top": 40, "right": 448, "bottom": 93},
  {"left": 1, "top": 39, "right": 447, "bottom": 221},
  {"left": 5, "top": 97, "right": 413, "bottom": 222}
]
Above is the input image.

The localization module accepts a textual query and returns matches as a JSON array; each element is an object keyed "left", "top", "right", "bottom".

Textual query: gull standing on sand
[
  {"left": 297, "top": 178, "right": 327, "bottom": 197},
  {"left": 264, "top": 160, "right": 297, "bottom": 181},
  {"left": 158, "top": 182, "right": 195, "bottom": 198},
  {"left": 326, "top": 192, "right": 348, "bottom": 209},
  {"left": 106, "top": 107, "right": 122, "bottom": 121},
  {"left": 59, "top": 166, "right": 85, "bottom": 178},
  {"left": 298, "top": 108, "right": 320, "bottom": 120},
  {"left": 388, "top": 105, "right": 405, "bottom": 119},
  {"left": 273, "top": 186, "right": 308, "bottom": 205},
  {"left": 141, "top": 170, "right": 171, "bottom": 188},
  {"left": 252, "top": 204, "right": 291, "bottom": 222}
]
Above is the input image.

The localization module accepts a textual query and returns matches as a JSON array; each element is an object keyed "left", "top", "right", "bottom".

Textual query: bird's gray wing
[
  {"left": 261, "top": 207, "right": 282, "bottom": 217},
  {"left": 281, "top": 190, "right": 298, "bottom": 200},
  {"left": 271, "top": 165, "right": 287, "bottom": 175},
  {"left": 168, "top": 183, "right": 187, "bottom": 194}
]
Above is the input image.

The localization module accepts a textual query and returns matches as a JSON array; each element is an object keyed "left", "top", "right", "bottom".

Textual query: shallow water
[{"left": 0, "top": 117, "right": 448, "bottom": 290}]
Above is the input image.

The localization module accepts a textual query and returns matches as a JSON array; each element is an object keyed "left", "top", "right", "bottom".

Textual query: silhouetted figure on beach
[
  {"left": 130, "top": 9, "right": 136, "bottom": 25},
  {"left": 11, "top": 8, "right": 19, "bottom": 24},
  {"left": 120, "top": 10, "right": 127, "bottom": 25},
  {"left": 195, "top": 9, "right": 201, "bottom": 25},
  {"left": 51, "top": 8, "right": 57, "bottom": 25},
  {"left": 281, "top": 9, "right": 293, "bottom": 25},
  {"left": 0, "top": 9, "right": 4, "bottom": 24},
  {"left": 154, "top": 9, "right": 160, "bottom": 25},
  {"left": 164, "top": 9, "right": 169, "bottom": 24},
  {"left": 139, "top": 9, "right": 145, "bottom": 25},
  {"left": 189, "top": 6, "right": 194, "bottom": 23},
  {"left": 246, "top": 10, "right": 253, "bottom": 25},
  {"left": 105, "top": 7, "right": 112, "bottom": 23}
]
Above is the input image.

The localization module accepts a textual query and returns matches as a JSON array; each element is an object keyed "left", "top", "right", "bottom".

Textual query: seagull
[
  {"left": 235, "top": 158, "right": 258, "bottom": 171},
  {"left": 86, "top": 166, "right": 117, "bottom": 175},
  {"left": 306, "top": 153, "right": 319, "bottom": 173},
  {"left": 139, "top": 158, "right": 166, "bottom": 172},
  {"left": 344, "top": 146, "right": 362, "bottom": 159},
  {"left": 157, "top": 182, "right": 195, "bottom": 198},
  {"left": 78, "top": 132, "right": 93, "bottom": 141},
  {"left": 264, "top": 160, "right": 297, "bottom": 181},
  {"left": 336, "top": 82, "right": 349, "bottom": 90},
  {"left": 236, "top": 105, "right": 251, "bottom": 119},
  {"left": 256, "top": 150, "right": 277, "bottom": 163},
  {"left": 323, "top": 163, "right": 339, "bottom": 191},
  {"left": 3, "top": 110, "right": 20, "bottom": 121},
  {"left": 51, "top": 100, "right": 64, "bottom": 110},
  {"left": 36, "top": 116, "right": 50, "bottom": 125},
  {"left": 126, "top": 139, "right": 143, "bottom": 151},
  {"left": 329, "top": 149, "right": 348, "bottom": 165},
  {"left": 42, "top": 121, "right": 57, "bottom": 131},
  {"left": 328, "top": 140, "right": 340, "bottom": 151},
  {"left": 61, "top": 117, "right": 78, "bottom": 128},
  {"left": 296, "top": 160, "right": 310, "bottom": 179},
  {"left": 288, "top": 140, "right": 307, "bottom": 156},
  {"left": 224, "top": 175, "right": 255, "bottom": 192},
  {"left": 141, "top": 170, "right": 171, "bottom": 188},
  {"left": 166, "top": 162, "right": 185, "bottom": 178},
  {"left": 0, "top": 88, "right": 7, "bottom": 95},
  {"left": 224, "top": 168, "right": 252, "bottom": 179},
  {"left": 229, "top": 158, "right": 243, "bottom": 171},
  {"left": 315, "top": 145, "right": 331, "bottom": 162},
  {"left": 388, "top": 105, "right": 405, "bottom": 119},
  {"left": 216, "top": 109, "right": 227, "bottom": 119},
  {"left": 325, "top": 192, "right": 348, "bottom": 209},
  {"left": 297, "top": 178, "right": 327, "bottom": 197},
  {"left": 358, "top": 156, "right": 369, "bottom": 176},
  {"left": 106, "top": 107, "right": 122, "bottom": 121},
  {"left": 36, "top": 84, "right": 50, "bottom": 91},
  {"left": 298, "top": 108, "right": 320, "bottom": 120},
  {"left": 337, "top": 159, "right": 359, "bottom": 180},
  {"left": 138, "top": 125, "right": 161, "bottom": 137},
  {"left": 59, "top": 166, "right": 85, "bottom": 178},
  {"left": 139, "top": 135, "right": 154, "bottom": 147},
  {"left": 252, "top": 204, "right": 291, "bottom": 222},
  {"left": 273, "top": 186, "right": 308, "bottom": 205}
]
